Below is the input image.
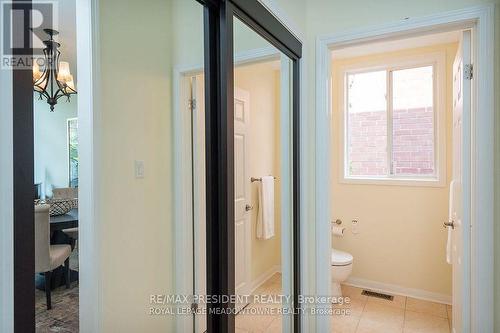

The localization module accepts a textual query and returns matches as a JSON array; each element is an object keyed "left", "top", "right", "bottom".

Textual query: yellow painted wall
[
  {"left": 98, "top": 0, "right": 182, "bottom": 331},
  {"left": 234, "top": 62, "right": 282, "bottom": 283},
  {"left": 331, "top": 43, "right": 458, "bottom": 296}
]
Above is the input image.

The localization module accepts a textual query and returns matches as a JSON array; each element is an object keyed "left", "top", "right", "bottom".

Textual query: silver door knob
[
  {"left": 245, "top": 204, "right": 253, "bottom": 211},
  {"left": 443, "top": 220, "right": 455, "bottom": 229}
]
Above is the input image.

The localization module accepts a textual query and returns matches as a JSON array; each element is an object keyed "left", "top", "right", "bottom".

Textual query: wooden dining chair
[{"left": 35, "top": 204, "right": 72, "bottom": 310}]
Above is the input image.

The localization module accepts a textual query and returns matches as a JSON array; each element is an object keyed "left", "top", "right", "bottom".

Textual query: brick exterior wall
[
  {"left": 348, "top": 107, "right": 434, "bottom": 176},
  {"left": 347, "top": 110, "right": 388, "bottom": 176}
]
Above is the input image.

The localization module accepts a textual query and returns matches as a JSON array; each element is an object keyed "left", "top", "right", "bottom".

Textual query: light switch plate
[{"left": 135, "top": 160, "right": 145, "bottom": 179}]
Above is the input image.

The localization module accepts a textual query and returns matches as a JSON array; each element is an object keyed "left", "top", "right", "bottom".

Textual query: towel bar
[{"left": 251, "top": 176, "right": 278, "bottom": 182}]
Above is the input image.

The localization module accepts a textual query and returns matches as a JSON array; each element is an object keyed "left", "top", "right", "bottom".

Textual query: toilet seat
[{"left": 331, "top": 249, "right": 353, "bottom": 266}]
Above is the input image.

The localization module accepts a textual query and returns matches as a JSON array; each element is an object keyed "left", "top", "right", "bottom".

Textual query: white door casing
[
  {"left": 451, "top": 30, "right": 471, "bottom": 333},
  {"left": 234, "top": 87, "right": 252, "bottom": 304},
  {"left": 279, "top": 54, "right": 294, "bottom": 332},
  {"left": 192, "top": 75, "right": 207, "bottom": 333},
  {"left": 0, "top": 60, "right": 13, "bottom": 333}
]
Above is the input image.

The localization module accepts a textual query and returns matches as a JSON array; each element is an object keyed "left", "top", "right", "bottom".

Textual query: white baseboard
[
  {"left": 250, "top": 265, "right": 281, "bottom": 294},
  {"left": 345, "top": 277, "right": 452, "bottom": 305}
]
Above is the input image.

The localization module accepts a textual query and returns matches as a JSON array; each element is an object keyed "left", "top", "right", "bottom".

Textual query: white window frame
[
  {"left": 67, "top": 117, "right": 78, "bottom": 188},
  {"left": 338, "top": 51, "right": 446, "bottom": 187}
]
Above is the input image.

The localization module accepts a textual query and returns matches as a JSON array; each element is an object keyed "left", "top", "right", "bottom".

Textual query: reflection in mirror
[
  {"left": 169, "top": 1, "right": 207, "bottom": 333},
  {"left": 33, "top": 1, "right": 79, "bottom": 330},
  {"left": 233, "top": 16, "right": 294, "bottom": 333}
]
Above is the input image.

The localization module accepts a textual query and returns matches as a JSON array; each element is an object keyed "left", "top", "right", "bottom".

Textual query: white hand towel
[
  {"left": 446, "top": 180, "right": 455, "bottom": 264},
  {"left": 257, "top": 176, "right": 275, "bottom": 240}
]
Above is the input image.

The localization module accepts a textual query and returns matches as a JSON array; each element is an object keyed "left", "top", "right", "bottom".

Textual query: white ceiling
[
  {"left": 235, "top": 58, "right": 281, "bottom": 71},
  {"left": 331, "top": 30, "right": 461, "bottom": 59},
  {"left": 55, "top": 0, "right": 77, "bottom": 69}
]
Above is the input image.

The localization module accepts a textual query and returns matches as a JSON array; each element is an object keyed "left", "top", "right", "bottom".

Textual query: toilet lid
[{"left": 331, "top": 249, "right": 353, "bottom": 266}]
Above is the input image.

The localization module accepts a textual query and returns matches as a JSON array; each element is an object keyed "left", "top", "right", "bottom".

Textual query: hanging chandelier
[{"left": 32, "top": 29, "right": 77, "bottom": 111}]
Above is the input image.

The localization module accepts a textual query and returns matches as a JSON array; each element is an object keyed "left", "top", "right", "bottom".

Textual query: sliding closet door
[
  {"left": 202, "top": 1, "right": 302, "bottom": 332},
  {"left": 7, "top": 0, "right": 35, "bottom": 331},
  {"left": 169, "top": 1, "right": 301, "bottom": 332},
  {"left": 230, "top": 17, "right": 296, "bottom": 332}
]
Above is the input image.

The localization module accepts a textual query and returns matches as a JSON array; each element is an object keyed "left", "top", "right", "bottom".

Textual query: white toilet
[{"left": 331, "top": 249, "right": 353, "bottom": 297}]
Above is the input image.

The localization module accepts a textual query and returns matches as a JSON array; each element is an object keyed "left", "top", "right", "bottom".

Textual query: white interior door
[
  {"left": 193, "top": 83, "right": 252, "bottom": 321},
  {"left": 192, "top": 75, "right": 207, "bottom": 333},
  {"left": 451, "top": 30, "right": 471, "bottom": 333},
  {"left": 234, "top": 87, "right": 252, "bottom": 308}
]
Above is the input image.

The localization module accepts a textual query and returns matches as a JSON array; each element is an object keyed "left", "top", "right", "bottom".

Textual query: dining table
[
  {"left": 36, "top": 209, "right": 79, "bottom": 291},
  {"left": 50, "top": 208, "right": 78, "bottom": 232}
]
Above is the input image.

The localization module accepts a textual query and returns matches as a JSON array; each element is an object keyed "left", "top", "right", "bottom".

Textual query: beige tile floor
[
  {"left": 236, "top": 273, "right": 283, "bottom": 333},
  {"left": 236, "top": 275, "right": 452, "bottom": 333},
  {"left": 333, "top": 285, "right": 452, "bottom": 333}
]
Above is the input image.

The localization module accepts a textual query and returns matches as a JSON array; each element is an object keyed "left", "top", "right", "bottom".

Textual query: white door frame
[
  {"left": 315, "top": 4, "right": 495, "bottom": 333},
  {"left": 0, "top": 60, "right": 14, "bottom": 333},
  {"left": 173, "top": 47, "right": 281, "bottom": 332},
  {"left": 0, "top": 0, "right": 102, "bottom": 331},
  {"left": 76, "top": 0, "right": 102, "bottom": 332}
]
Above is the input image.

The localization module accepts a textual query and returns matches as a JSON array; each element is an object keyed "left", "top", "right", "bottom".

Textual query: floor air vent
[{"left": 361, "top": 290, "right": 394, "bottom": 301}]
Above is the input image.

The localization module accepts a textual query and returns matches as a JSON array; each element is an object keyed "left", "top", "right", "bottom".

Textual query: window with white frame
[{"left": 342, "top": 58, "right": 444, "bottom": 184}]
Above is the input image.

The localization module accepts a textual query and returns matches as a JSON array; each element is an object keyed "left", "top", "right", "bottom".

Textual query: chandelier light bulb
[
  {"left": 57, "top": 61, "right": 71, "bottom": 83},
  {"left": 65, "top": 75, "right": 76, "bottom": 92},
  {"left": 33, "top": 61, "right": 42, "bottom": 81}
]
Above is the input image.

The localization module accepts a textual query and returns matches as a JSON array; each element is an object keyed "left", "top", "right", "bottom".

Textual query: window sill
[{"left": 340, "top": 176, "right": 446, "bottom": 188}]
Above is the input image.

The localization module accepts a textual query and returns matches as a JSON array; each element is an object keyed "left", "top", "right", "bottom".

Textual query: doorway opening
[
  {"left": 329, "top": 29, "right": 467, "bottom": 333},
  {"left": 317, "top": 7, "right": 493, "bottom": 332},
  {"left": 33, "top": 0, "right": 80, "bottom": 331}
]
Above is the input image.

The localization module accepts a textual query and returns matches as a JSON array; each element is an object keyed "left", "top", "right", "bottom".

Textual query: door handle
[
  {"left": 245, "top": 204, "right": 253, "bottom": 212},
  {"left": 443, "top": 220, "right": 455, "bottom": 229}
]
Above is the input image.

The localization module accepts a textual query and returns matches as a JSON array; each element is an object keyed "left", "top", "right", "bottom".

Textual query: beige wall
[
  {"left": 331, "top": 43, "right": 457, "bottom": 296},
  {"left": 99, "top": 0, "right": 174, "bottom": 331},
  {"left": 234, "top": 62, "right": 282, "bottom": 283}
]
